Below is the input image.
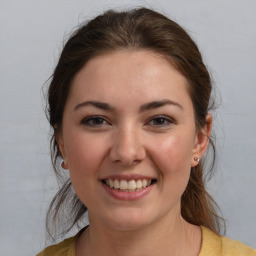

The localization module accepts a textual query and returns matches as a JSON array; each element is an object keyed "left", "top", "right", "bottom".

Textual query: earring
[
  {"left": 61, "top": 160, "right": 69, "bottom": 170},
  {"left": 193, "top": 157, "right": 200, "bottom": 163}
]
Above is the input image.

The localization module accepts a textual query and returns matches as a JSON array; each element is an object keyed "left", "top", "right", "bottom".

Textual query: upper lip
[{"left": 100, "top": 174, "right": 156, "bottom": 181}]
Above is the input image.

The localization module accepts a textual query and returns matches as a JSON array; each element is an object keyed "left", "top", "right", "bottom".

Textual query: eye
[
  {"left": 80, "top": 116, "right": 109, "bottom": 127},
  {"left": 147, "top": 115, "right": 174, "bottom": 127}
]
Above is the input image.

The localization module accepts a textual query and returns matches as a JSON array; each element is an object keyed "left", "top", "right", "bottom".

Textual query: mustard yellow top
[{"left": 37, "top": 226, "right": 256, "bottom": 256}]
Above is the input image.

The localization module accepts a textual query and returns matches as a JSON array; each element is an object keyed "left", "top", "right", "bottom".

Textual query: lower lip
[{"left": 101, "top": 182, "right": 154, "bottom": 201}]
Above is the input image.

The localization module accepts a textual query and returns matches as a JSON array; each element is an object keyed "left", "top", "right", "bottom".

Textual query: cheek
[
  {"left": 149, "top": 133, "right": 195, "bottom": 178},
  {"left": 64, "top": 132, "right": 108, "bottom": 183},
  {"left": 150, "top": 134, "right": 195, "bottom": 202},
  {"left": 63, "top": 133, "right": 109, "bottom": 207}
]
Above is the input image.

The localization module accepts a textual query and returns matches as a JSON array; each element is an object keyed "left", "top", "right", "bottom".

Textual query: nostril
[{"left": 109, "top": 137, "right": 146, "bottom": 165}]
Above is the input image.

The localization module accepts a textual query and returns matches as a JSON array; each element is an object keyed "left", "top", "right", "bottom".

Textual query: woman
[{"left": 37, "top": 7, "right": 256, "bottom": 256}]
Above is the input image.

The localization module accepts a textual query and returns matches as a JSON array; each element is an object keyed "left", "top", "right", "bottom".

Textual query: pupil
[
  {"left": 156, "top": 118, "right": 164, "bottom": 124},
  {"left": 94, "top": 117, "right": 102, "bottom": 124}
]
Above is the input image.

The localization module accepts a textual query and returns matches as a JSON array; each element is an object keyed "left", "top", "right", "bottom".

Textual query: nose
[{"left": 109, "top": 128, "right": 146, "bottom": 166}]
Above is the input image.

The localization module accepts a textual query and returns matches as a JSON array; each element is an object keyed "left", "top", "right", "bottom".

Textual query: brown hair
[{"left": 46, "top": 7, "right": 223, "bottom": 240}]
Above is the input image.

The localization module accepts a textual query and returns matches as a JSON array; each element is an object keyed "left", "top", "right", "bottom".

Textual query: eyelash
[
  {"left": 80, "top": 115, "right": 174, "bottom": 128},
  {"left": 147, "top": 115, "right": 174, "bottom": 127},
  {"left": 80, "top": 116, "right": 109, "bottom": 127}
]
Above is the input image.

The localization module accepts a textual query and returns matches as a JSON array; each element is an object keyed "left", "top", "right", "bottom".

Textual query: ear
[
  {"left": 191, "top": 113, "right": 212, "bottom": 167},
  {"left": 55, "top": 129, "right": 69, "bottom": 169}
]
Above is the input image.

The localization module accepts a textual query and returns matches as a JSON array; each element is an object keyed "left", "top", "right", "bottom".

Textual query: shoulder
[
  {"left": 200, "top": 226, "right": 256, "bottom": 256},
  {"left": 221, "top": 236, "right": 256, "bottom": 256},
  {"left": 36, "top": 235, "right": 77, "bottom": 256}
]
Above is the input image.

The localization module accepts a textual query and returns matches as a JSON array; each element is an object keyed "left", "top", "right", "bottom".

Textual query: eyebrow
[
  {"left": 139, "top": 99, "right": 183, "bottom": 112},
  {"left": 74, "top": 101, "right": 115, "bottom": 111},
  {"left": 74, "top": 99, "right": 183, "bottom": 112}
]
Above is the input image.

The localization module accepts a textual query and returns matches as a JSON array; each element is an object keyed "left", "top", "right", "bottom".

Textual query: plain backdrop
[{"left": 0, "top": 0, "right": 255, "bottom": 255}]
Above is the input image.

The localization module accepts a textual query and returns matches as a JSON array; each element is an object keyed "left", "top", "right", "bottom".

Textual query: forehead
[{"left": 67, "top": 50, "right": 192, "bottom": 110}]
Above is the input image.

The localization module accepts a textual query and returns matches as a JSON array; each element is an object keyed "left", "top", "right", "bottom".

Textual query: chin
[
  {"left": 100, "top": 207, "right": 157, "bottom": 231},
  {"left": 108, "top": 219, "right": 150, "bottom": 232}
]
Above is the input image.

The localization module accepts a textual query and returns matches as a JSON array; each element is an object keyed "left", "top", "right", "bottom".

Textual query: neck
[{"left": 76, "top": 213, "right": 201, "bottom": 256}]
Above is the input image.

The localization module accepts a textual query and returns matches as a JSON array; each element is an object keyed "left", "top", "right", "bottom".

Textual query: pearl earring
[
  {"left": 193, "top": 157, "right": 200, "bottom": 162},
  {"left": 61, "top": 160, "right": 69, "bottom": 169}
]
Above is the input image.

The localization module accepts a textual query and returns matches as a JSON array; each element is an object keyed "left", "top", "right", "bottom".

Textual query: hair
[{"left": 46, "top": 7, "right": 224, "bottom": 240}]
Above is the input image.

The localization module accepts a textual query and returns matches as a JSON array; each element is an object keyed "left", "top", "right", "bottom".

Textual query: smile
[{"left": 102, "top": 179, "right": 156, "bottom": 192}]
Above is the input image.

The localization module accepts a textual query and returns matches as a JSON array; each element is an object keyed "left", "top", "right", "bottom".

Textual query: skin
[{"left": 57, "top": 50, "right": 212, "bottom": 256}]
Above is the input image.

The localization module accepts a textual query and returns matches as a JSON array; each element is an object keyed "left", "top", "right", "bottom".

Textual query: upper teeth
[{"left": 105, "top": 179, "right": 152, "bottom": 191}]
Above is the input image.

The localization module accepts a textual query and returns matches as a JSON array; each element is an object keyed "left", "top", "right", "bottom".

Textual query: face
[{"left": 58, "top": 50, "right": 210, "bottom": 231}]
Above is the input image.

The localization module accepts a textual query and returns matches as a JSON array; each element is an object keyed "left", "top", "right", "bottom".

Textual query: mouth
[{"left": 101, "top": 178, "right": 157, "bottom": 192}]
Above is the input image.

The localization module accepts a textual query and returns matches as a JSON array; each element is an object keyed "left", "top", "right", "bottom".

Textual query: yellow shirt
[{"left": 37, "top": 226, "right": 256, "bottom": 256}]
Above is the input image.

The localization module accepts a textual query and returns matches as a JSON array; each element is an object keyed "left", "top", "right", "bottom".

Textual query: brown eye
[
  {"left": 147, "top": 116, "right": 173, "bottom": 127},
  {"left": 81, "top": 116, "right": 108, "bottom": 127}
]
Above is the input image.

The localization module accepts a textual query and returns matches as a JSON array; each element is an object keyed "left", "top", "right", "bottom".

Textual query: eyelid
[
  {"left": 80, "top": 114, "right": 175, "bottom": 128},
  {"left": 80, "top": 115, "right": 111, "bottom": 127},
  {"left": 146, "top": 115, "right": 175, "bottom": 127}
]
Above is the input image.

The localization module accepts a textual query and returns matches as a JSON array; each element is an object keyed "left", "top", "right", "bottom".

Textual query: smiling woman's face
[{"left": 57, "top": 50, "right": 209, "bottom": 231}]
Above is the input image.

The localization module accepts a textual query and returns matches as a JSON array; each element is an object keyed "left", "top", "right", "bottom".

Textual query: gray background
[{"left": 0, "top": 0, "right": 255, "bottom": 255}]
